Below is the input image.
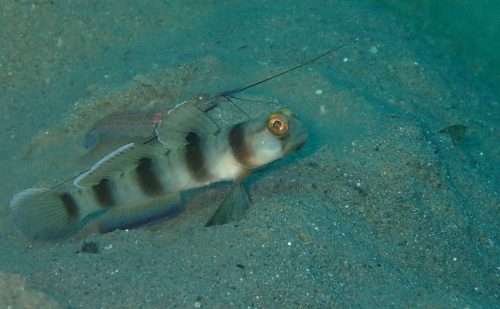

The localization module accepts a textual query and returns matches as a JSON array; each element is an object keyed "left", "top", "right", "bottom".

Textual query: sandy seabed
[{"left": 0, "top": 1, "right": 498, "bottom": 308}]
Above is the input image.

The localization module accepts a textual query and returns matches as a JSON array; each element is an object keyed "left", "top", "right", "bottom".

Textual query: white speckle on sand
[
  {"left": 369, "top": 46, "right": 378, "bottom": 54},
  {"left": 194, "top": 300, "right": 202, "bottom": 308},
  {"left": 104, "top": 244, "right": 113, "bottom": 250},
  {"left": 315, "top": 89, "right": 323, "bottom": 95},
  {"left": 287, "top": 242, "right": 292, "bottom": 246},
  {"left": 343, "top": 57, "right": 349, "bottom": 62},
  {"left": 319, "top": 104, "right": 327, "bottom": 115}
]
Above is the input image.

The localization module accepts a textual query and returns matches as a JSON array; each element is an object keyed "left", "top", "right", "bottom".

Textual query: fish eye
[{"left": 267, "top": 113, "right": 289, "bottom": 136}]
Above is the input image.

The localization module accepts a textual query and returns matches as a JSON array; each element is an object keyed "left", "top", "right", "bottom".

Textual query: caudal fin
[{"left": 9, "top": 188, "right": 81, "bottom": 239}]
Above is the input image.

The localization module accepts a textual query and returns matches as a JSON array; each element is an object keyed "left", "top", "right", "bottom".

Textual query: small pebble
[
  {"left": 80, "top": 241, "right": 99, "bottom": 254},
  {"left": 194, "top": 296, "right": 202, "bottom": 308},
  {"left": 319, "top": 104, "right": 327, "bottom": 115}
]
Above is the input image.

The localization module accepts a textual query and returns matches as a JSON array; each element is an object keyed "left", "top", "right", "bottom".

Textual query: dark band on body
[
  {"left": 184, "top": 132, "right": 211, "bottom": 181},
  {"left": 59, "top": 193, "right": 79, "bottom": 218},
  {"left": 228, "top": 123, "right": 253, "bottom": 169},
  {"left": 136, "top": 157, "right": 163, "bottom": 195},
  {"left": 92, "top": 179, "right": 115, "bottom": 207}
]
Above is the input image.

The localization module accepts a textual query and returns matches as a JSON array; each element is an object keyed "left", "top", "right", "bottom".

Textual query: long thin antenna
[
  {"left": 48, "top": 41, "right": 354, "bottom": 190},
  {"left": 220, "top": 39, "right": 354, "bottom": 98}
]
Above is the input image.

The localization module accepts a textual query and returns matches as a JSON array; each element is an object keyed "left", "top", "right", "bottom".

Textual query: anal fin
[
  {"left": 97, "top": 192, "right": 183, "bottom": 233},
  {"left": 205, "top": 182, "right": 251, "bottom": 227}
]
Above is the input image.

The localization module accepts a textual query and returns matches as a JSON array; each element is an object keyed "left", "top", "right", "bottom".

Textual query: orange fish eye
[{"left": 267, "top": 113, "right": 289, "bottom": 136}]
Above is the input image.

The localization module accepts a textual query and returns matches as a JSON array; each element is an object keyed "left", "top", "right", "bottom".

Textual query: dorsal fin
[
  {"left": 74, "top": 143, "right": 163, "bottom": 188},
  {"left": 155, "top": 100, "right": 218, "bottom": 149}
]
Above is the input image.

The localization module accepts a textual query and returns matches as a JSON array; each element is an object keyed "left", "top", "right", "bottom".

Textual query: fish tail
[{"left": 9, "top": 188, "right": 81, "bottom": 239}]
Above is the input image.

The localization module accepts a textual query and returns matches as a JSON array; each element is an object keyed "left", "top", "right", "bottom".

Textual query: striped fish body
[
  {"left": 8, "top": 44, "right": 359, "bottom": 239},
  {"left": 9, "top": 106, "right": 307, "bottom": 239}
]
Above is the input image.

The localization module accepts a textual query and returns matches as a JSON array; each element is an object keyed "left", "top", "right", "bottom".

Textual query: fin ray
[
  {"left": 206, "top": 182, "right": 251, "bottom": 226},
  {"left": 9, "top": 188, "right": 81, "bottom": 239},
  {"left": 156, "top": 100, "right": 218, "bottom": 148},
  {"left": 74, "top": 143, "right": 165, "bottom": 188}
]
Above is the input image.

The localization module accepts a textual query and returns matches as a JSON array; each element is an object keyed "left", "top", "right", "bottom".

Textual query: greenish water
[{"left": 373, "top": 0, "right": 500, "bottom": 91}]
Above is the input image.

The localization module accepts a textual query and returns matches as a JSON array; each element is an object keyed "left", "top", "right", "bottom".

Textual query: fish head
[{"left": 242, "top": 108, "right": 308, "bottom": 167}]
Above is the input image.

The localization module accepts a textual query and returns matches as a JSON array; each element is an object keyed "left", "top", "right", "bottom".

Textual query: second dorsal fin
[
  {"left": 74, "top": 143, "right": 162, "bottom": 188},
  {"left": 155, "top": 100, "right": 218, "bottom": 149}
]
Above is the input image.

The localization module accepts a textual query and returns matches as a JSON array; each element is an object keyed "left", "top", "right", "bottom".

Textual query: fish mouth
[
  {"left": 292, "top": 129, "right": 308, "bottom": 152},
  {"left": 294, "top": 137, "right": 307, "bottom": 152},
  {"left": 283, "top": 122, "right": 308, "bottom": 154}
]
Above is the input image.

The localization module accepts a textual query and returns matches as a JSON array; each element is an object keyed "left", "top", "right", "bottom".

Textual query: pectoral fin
[{"left": 205, "top": 182, "right": 251, "bottom": 227}]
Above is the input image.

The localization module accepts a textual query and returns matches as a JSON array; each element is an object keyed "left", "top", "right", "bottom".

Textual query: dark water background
[{"left": 0, "top": 1, "right": 498, "bottom": 308}]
